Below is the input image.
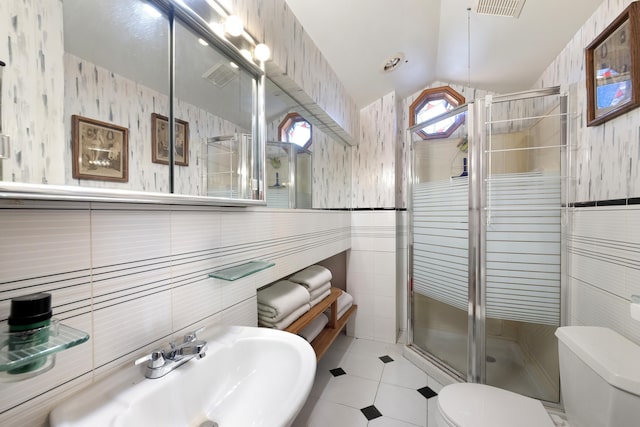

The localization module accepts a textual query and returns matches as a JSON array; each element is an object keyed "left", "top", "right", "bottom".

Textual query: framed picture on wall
[
  {"left": 585, "top": 1, "right": 640, "bottom": 126},
  {"left": 151, "top": 113, "right": 189, "bottom": 166},
  {"left": 72, "top": 115, "right": 128, "bottom": 182}
]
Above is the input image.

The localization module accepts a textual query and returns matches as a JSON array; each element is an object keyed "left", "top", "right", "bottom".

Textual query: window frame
[
  {"left": 278, "top": 112, "right": 312, "bottom": 149},
  {"left": 409, "top": 86, "right": 465, "bottom": 140}
]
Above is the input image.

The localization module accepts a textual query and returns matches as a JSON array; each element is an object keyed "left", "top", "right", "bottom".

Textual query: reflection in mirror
[
  {"left": 265, "top": 80, "right": 352, "bottom": 209},
  {"left": 266, "top": 142, "right": 312, "bottom": 209},
  {"left": 63, "top": 0, "right": 170, "bottom": 192},
  {"left": 173, "top": 18, "right": 255, "bottom": 197}
]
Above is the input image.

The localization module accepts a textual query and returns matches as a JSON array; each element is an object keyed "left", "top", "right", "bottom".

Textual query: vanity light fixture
[
  {"left": 198, "top": 38, "right": 209, "bottom": 46},
  {"left": 254, "top": 43, "right": 271, "bottom": 62},
  {"left": 240, "top": 49, "right": 253, "bottom": 62},
  {"left": 229, "top": 62, "right": 239, "bottom": 69},
  {"left": 224, "top": 15, "right": 244, "bottom": 37}
]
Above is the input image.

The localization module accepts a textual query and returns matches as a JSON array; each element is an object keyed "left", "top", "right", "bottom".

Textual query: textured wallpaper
[
  {"left": 0, "top": 0, "right": 65, "bottom": 185},
  {"left": 352, "top": 91, "right": 397, "bottom": 208},
  {"left": 535, "top": 0, "right": 640, "bottom": 202},
  {"left": 232, "top": 0, "right": 360, "bottom": 143}
]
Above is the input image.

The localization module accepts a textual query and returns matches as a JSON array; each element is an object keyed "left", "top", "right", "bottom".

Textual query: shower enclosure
[
  {"left": 204, "top": 134, "right": 255, "bottom": 199},
  {"left": 266, "top": 141, "right": 312, "bottom": 209},
  {"left": 408, "top": 87, "right": 568, "bottom": 404}
]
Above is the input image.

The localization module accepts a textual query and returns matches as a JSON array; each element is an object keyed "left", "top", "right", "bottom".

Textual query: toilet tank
[{"left": 555, "top": 326, "right": 640, "bottom": 427}]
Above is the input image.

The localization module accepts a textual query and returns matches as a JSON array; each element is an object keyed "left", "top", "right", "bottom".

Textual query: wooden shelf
[{"left": 285, "top": 287, "right": 357, "bottom": 361}]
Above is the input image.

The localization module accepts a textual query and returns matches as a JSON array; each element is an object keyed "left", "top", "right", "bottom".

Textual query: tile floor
[{"left": 292, "top": 333, "right": 444, "bottom": 427}]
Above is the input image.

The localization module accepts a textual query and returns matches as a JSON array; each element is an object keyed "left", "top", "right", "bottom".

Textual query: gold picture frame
[
  {"left": 586, "top": 1, "right": 640, "bottom": 126},
  {"left": 151, "top": 113, "right": 189, "bottom": 166},
  {"left": 72, "top": 115, "right": 128, "bottom": 182}
]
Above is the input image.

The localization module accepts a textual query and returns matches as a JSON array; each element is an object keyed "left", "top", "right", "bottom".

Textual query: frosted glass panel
[{"left": 413, "top": 177, "right": 468, "bottom": 311}]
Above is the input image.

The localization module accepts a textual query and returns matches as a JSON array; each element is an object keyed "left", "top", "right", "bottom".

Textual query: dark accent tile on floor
[
  {"left": 361, "top": 405, "right": 382, "bottom": 421},
  {"left": 379, "top": 355, "right": 394, "bottom": 363},
  {"left": 418, "top": 386, "right": 438, "bottom": 399},
  {"left": 329, "top": 367, "right": 346, "bottom": 377}
]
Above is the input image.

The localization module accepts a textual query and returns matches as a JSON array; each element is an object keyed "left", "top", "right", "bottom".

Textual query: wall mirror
[
  {"left": 264, "top": 79, "right": 353, "bottom": 210},
  {"left": 0, "top": 0, "right": 265, "bottom": 205},
  {"left": 0, "top": 0, "right": 352, "bottom": 207}
]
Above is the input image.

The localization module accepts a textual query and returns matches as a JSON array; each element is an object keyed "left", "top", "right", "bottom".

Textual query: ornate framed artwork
[
  {"left": 586, "top": 1, "right": 640, "bottom": 127},
  {"left": 72, "top": 115, "right": 128, "bottom": 182},
  {"left": 151, "top": 113, "right": 189, "bottom": 166}
]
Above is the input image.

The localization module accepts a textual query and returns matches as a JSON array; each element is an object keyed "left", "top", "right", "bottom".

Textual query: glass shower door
[
  {"left": 477, "top": 90, "right": 566, "bottom": 403},
  {"left": 410, "top": 106, "right": 470, "bottom": 378}
]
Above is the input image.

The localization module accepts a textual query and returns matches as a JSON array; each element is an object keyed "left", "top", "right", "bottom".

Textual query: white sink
[{"left": 50, "top": 325, "right": 316, "bottom": 427}]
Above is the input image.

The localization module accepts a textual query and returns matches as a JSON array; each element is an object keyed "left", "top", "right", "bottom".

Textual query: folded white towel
[
  {"left": 288, "top": 265, "right": 333, "bottom": 291},
  {"left": 257, "top": 280, "right": 310, "bottom": 322},
  {"left": 259, "top": 303, "right": 310, "bottom": 330},
  {"left": 310, "top": 287, "right": 331, "bottom": 307},
  {"left": 325, "top": 291, "right": 353, "bottom": 320},
  {"left": 298, "top": 313, "right": 328, "bottom": 342},
  {"left": 308, "top": 282, "right": 331, "bottom": 300}
]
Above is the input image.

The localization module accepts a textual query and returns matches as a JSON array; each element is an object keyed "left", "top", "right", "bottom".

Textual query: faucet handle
[
  {"left": 134, "top": 350, "right": 165, "bottom": 369},
  {"left": 183, "top": 327, "right": 205, "bottom": 343}
]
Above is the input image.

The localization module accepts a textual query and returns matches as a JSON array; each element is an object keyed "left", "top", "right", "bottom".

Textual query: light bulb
[
  {"left": 225, "top": 15, "right": 243, "bottom": 37},
  {"left": 240, "top": 49, "right": 253, "bottom": 62},
  {"left": 208, "top": 21, "right": 225, "bottom": 37},
  {"left": 254, "top": 43, "right": 271, "bottom": 62},
  {"left": 198, "top": 38, "right": 209, "bottom": 46}
]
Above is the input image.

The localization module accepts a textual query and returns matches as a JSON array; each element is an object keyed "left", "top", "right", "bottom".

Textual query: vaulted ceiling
[{"left": 285, "top": 0, "right": 604, "bottom": 108}]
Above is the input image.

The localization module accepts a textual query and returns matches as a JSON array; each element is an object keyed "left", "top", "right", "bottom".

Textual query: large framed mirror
[{"left": 0, "top": 0, "right": 266, "bottom": 205}]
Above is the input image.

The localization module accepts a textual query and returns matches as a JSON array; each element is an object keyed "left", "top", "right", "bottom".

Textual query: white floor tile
[
  {"left": 348, "top": 337, "right": 404, "bottom": 359},
  {"left": 293, "top": 397, "right": 368, "bottom": 427},
  {"left": 427, "top": 396, "right": 438, "bottom": 427},
  {"left": 369, "top": 416, "right": 422, "bottom": 427},
  {"left": 319, "top": 374, "right": 380, "bottom": 409},
  {"left": 374, "top": 383, "right": 427, "bottom": 427},
  {"left": 381, "top": 357, "right": 429, "bottom": 389},
  {"left": 339, "top": 350, "right": 384, "bottom": 381},
  {"left": 309, "top": 366, "right": 334, "bottom": 399},
  {"left": 427, "top": 376, "right": 445, "bottom": 393}
]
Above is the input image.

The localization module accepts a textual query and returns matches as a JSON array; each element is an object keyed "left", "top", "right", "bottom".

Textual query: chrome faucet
[{"left": 135, "top": 330, "right": 208, "bottom": 379}]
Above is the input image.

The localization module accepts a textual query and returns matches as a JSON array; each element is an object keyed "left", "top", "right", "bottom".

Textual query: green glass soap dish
[{"left": 0, "top": 318, "right": 90, "bottom": 382}]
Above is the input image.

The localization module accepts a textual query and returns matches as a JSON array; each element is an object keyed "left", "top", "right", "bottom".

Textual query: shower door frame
[{"left": 407, "top": 86, "right": 569, "bottom": 389}]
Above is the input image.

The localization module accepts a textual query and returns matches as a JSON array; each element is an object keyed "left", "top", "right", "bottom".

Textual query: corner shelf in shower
[
  {"left": 209, "top": 260, "right": 275, "bottom": 281},
  {"left": 0, "top": 319, "right": 90, "bottom": 381}
]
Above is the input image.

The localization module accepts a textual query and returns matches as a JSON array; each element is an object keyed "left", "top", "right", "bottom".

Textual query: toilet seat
[{"left": 437, "top": 383, "right": 555, "bottom": 427}]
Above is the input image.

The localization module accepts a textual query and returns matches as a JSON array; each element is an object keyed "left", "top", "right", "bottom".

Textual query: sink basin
[{"left": 50, "top": 325, "right": 316, "bottom": 427}]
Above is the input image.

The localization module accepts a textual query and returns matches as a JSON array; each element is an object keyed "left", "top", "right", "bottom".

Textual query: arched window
[
  {"left": 278, "top": 112, "right": 312, "bottom": 148},
  {"left": 409, "top": 86, "right": 465, "bottom": 140}
]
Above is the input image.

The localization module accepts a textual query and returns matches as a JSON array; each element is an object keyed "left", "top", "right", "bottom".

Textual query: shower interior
[
  {"left": 266, "top": 141, "right": 312, "bottom": 209},
  {"left": 409, "top": 89, "right": 566, "bottom": 404}
]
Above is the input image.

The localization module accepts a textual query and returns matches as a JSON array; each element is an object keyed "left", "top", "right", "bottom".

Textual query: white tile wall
[
  {"left": 569, "top": 206, "right": 640, "bottom": 345},
  {"left": 0, "top": 201, "right": 350, "bottom": 426},
  {"left": 347, "top": 211, "right": 397, "bottom": 343}
]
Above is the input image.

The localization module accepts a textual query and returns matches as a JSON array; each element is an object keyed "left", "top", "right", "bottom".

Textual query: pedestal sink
[{"left": 50, "top": 325, "right": 316, "bottom": 427}]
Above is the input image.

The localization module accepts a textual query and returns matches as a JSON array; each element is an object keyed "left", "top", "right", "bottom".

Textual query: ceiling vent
[
  {"left": 473, "top": 0, "right": 526, "bottom": 18},
  {"left": 202, "top": 62, "right": 238, "bottom": 88}
]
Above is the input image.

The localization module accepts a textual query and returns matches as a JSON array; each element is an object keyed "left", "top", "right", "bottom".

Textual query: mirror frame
[{"left": 0, "top": 0, "right": 267, "bottom": 206}]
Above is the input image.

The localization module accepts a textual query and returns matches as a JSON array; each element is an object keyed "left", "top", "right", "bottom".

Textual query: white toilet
[{"left": 435, "top": 326, "right": 640, "bottom": 427}]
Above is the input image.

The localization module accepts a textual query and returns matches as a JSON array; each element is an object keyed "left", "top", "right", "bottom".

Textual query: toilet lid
[{"left": 437, "top": 383, "right": 555, "bottom": 427}]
